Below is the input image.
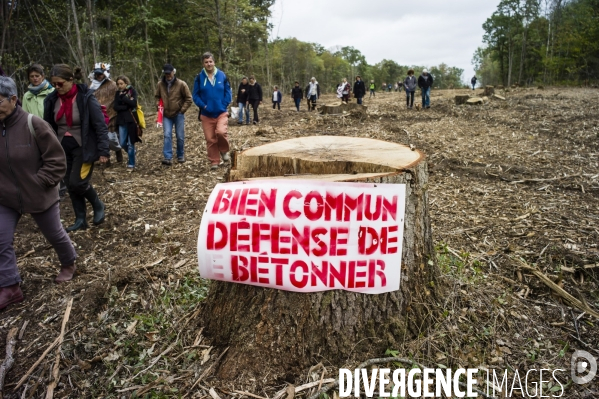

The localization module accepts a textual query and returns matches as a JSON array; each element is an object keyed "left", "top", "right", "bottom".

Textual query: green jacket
[{"left": 22, "top": 85, "right": 55, "bottom": 118}]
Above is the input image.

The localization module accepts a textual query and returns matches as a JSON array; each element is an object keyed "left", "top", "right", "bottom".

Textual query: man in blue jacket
[{"left": 193, "top": 52, "right": 232, "bottom": 170}]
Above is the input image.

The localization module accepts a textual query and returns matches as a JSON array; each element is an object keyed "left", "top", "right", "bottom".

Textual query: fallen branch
[
  {"left": 14, "top": 337, "right": 60, "bottom": 390},
  {"left": 508, "top": 174, "right": 581, "bottom": 184},
  {"left": 186, "top": 347, "right": 229, "bottom": 396},
  {"left": 45, "top": 297, "right": 74, "bottom": 399},
  {"left": 0, "top": 328, "right": 19, "bottom": 397},
  {"left": 272, "top": 379, "right": 336, "bottom": 399},
  {"left": 514, "top": 258, "right": 599, "bottom": 319},
  {"left": 305, "top": 357, "right": 497, "bottom": 399},
  {"left": 233, "top": 390, "right": 269, "bottom": 399}
]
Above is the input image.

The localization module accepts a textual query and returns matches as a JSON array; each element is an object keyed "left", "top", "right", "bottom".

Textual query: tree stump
[
  {"left": 455, "top": 95, "right": 470, "bottom": 105},
  {"left": 318, "top": 103, "right": 367, "bottom": 115},
  {"left": 203, "top": 136, "right": 440, "bottom": 383},
  {"left": 483, "top": 85, "right": 495, "bottom": 96},
  {"left": 495, "top": 85, "right": 504, "bottom": 90}
]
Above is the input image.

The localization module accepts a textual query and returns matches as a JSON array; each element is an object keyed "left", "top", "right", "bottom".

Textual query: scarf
[
  {"left": 28, "top": 80, "right": 51, "bottom": 96},
  {"left": 90, "top": 78, "right": 105, "bottom": 90},
  {"left": 166, "top": 77, "right": 175, "bottom": 93},
  {"left": 203, "top": 67, "right": 219, "bottom": 87},
  {"left": 56, "top": 84, "right": 78, "bottom": 127}
]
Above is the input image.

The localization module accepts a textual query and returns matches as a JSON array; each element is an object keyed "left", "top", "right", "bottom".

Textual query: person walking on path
[
  {"left": 418, "top": 69, "right": 434, "bottom": 109},
  {"left": 89, "top": 63, "right": 123, "bottom": 163},
  {"left": 155, "top": 64, "right": 192, "bottom": 165},
  {"left": 471, "top": 75, "right": 477, "bottom": 90},
  {"left": 0, "top": 76, "right": 78, "bottom": 302},
  {"left": 369, "top": 80, "right": 376, "bottom": 97},
  {"left": 404, "top": 69, "right": 417, "bottom": 109},
  {"left": 236, "top": 77, "right": 250, "bottom": 124},
  {"left": 291, "top": 82, "right": 303, "bottom": 111},
  {"left": 22, "top": 64, "right": 54, "bottom": 118},
  {"left": 192, "top": 52, "right": 232, "bottom": 170},
  {"left": 43, "top": 64, "right": 109, "bottom": 233},
  {"left": 272, "top": 86, "right": 282, "bottom": 109},
  {"left": 247, "top": 76, "right": 263, "bottom": 124},
  {"left": 353, "top": 75, "right": 365, "bottom": 105},
  {"left": 113, "top": 75, "right": 141, "bottom": 170},
  {"left": 306, "top": 77, "right": 320, "bottom": 111}
]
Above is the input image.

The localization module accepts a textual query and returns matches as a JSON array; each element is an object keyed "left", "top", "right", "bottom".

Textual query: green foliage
[{"left": 474, "top": 0, "right": 599, "bottom": 85}]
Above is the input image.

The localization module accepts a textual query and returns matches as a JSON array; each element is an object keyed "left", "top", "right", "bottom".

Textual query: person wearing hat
[
  {"left": 90, "top": 63, "right": 123, "bottom": 162},
  {"left": 154, "top": 63, "right": 192, "bottom": 165},
  {"left": 418, "top": 69, "right": 434, "bottom": 109}
]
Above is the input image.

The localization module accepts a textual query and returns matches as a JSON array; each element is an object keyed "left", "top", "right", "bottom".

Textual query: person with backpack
[
  {"left": 192, "top": 52, "right": 232, "bottom": 170},
  {"left": 247, "top": 75, "right": 263, "bottom": 124},
  {"left": 418, "top": 69, "right": 434, "bottom": 109},
  {"left": 404, "top": 69, "right": 417, "bottom": 109},
  {"left": 113, "top": 75, "right": 141, "bottom": 170},
  {"left": 291, "top": 81, "right": 303, "bottom": 111},
  {"left": 155, "top": 64, "right": 193, "bottom": 165},
  {"left": 43, "top": 64, "right": 109, "bottom": 236},
  {"left": 272, "top": 86, "right": 282, "bottom": 110},
  {"left": 471, "top": 75, "right": 477, "bottom": 90},
  {"left": 353, "top": 75, "right": 366, "bottom": 105},
  {"left": 22, "top": 64, "right": 54, "bottom": 118},
  {"left": 369, "top": 80, "right": 376, "bottom": 97},
  {"left": 0, "top": 76, "right": 77, "bottom": 305},
  {"left": 236, "top": 77, "right": 250, "bottom": 124}
]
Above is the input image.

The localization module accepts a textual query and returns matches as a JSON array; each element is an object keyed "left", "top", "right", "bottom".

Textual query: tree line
[
  {"left": 1, "top": 0, "right": 465, "bottom": 104},
  {"left": 473, "top": 0, "right": 599, "bottom": 86}
]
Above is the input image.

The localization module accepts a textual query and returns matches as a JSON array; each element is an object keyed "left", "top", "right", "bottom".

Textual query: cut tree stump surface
[{"left": 230, "top": 136, "right": 423, "bottom": 181}]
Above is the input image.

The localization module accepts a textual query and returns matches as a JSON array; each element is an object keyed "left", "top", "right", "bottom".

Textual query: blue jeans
[
  {"left": 163, "top": 113, "right": 185, "bottom": 160},
  {"left": 294, "top": 98, "right": 301, "bottom": 110},
  {"left": 421, "top": 87, "right": 431, "bottom": 107},
  {"left": 119, "top": 124, "right": 136, "bottom": 167},
  {"left": 238, "top": 102, "right": 249, "bottom": 124}
]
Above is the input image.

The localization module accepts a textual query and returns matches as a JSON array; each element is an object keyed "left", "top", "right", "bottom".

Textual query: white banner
[{"left": 197, "top": 180, "right": 406, "bottom": 294}]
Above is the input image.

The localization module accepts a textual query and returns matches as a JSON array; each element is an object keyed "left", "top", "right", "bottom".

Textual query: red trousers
[{"left": 200, "top": 112, "right": 230, "bottom": 165}]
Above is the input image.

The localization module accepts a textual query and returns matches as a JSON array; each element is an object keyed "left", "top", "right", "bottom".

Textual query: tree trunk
[
  {"left": 202, "top": 136, "right": 440, "bottom": 383},
  {"left": 70, "top": 0, "right": 87, "bottom": 79}
]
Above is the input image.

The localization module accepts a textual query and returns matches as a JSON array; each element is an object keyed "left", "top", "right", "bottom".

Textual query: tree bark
[
  {"left": 201, "top": 136, "right": 440, "bottom": 384},
  {"left": 70, "top": 0, "right": 87, "bottom": 78}
]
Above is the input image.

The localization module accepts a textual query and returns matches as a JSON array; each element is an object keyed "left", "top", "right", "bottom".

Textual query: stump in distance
[{"left": 202, "top": 136, "right": 440, "bottom": 383}]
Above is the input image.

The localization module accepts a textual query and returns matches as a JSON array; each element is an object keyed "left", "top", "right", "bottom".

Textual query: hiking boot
[
  {"left": 83, "top": 186, "right": 105, "bottom": 225},
  {"left": 0, "top": 284, "right": 24, "bottom": 310},
  {"left": 115, "top": 150, "right": 124, "bottom": 163},
  {"left": 66, "top": 194, "right": 88, "bottom": 232},
  {"left": 162, "top": 159, "right": 172, "bottom": 166},
  {"left": 221, "top": 152, "right": 230, "bottom": 162},
  {"left": 178, "top": 156, "right": 186, "bottom": 163},
  {"left": 210, "top": 164, "right": 220, "bottom": 170},
  {"left": 55, "top": 264, "right": 76, "bottom": 283}
]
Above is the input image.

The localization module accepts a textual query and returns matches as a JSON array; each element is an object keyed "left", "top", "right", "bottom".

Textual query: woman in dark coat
[
  {"left": 43, "top": 64, "right": 110, "bottom": 234},
  {"left": 113, "top": 75, "right": 141, "bottom": 169}
]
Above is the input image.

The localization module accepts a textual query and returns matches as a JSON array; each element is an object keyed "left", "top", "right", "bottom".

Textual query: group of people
[{"left": 0, "top": 52, "right": 233, "bottom": 311}]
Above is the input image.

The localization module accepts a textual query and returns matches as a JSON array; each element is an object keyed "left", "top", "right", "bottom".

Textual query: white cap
[{"left": 423, "top": 69, "right": 428, "bottom": 73}]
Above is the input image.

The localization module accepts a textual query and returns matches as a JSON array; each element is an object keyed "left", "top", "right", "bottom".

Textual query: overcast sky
[{"left": 269, "top": 0, "right": 500, "bottom": 83}]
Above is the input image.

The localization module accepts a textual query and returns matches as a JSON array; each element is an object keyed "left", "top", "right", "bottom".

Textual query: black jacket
[
  {"left": 113, "top": 87, "right": 138, "bottom": 126},
  {"left": 43, "top": 84, "right": 110, "bottom": 163},
  {"left": 291, "top": 86, "right": 303, "bottom": 99},
  {"left": 353, "top": 80, "right": 366, "bottom": 97},
  {"left": 236, "top": 83, "right": 250, "bottom": 103},
  {"left": 247, "top": 83, "right": 263, "bottom": 101},
  {"left": 418, "top": 74, "right": 434, "bottom": 89}
]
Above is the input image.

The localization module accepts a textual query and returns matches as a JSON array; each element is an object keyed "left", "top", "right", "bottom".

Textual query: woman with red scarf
[{"left": 43, "top": 65, "right": 109, "bottom": 246}]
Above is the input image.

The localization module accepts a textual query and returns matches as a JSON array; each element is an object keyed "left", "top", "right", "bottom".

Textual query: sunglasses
[{"left": 52, "top": 81, "right": 66, "bottom": 88}]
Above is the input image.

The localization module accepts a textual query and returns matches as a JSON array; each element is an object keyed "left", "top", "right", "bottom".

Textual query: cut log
[
  {"left": 492, "top": 94, "right": 506, "bottom": 101},
  {"left": 203, "top": 136, "right": 440, "bottom": 383},
  {"left": 318, "top": 103, "right": 367, "bottom": 115},
  {"left": 455, "top": 95, "right": 470, "bottom": 105},
  {"left": 467, "top": 97, "right": 484, "bottom": 105},
  {"left": 483, "top": 85, "right": 495, "bottom": 96}
]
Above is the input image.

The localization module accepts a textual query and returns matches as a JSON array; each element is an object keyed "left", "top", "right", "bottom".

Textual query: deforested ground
[{"left": 2, "top": 87, "right": 598, "bottom": 398}]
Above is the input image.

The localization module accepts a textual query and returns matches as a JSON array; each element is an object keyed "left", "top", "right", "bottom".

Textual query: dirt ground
[{"left": 1, "top": 87, "right": 598, "bottom": 398}]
